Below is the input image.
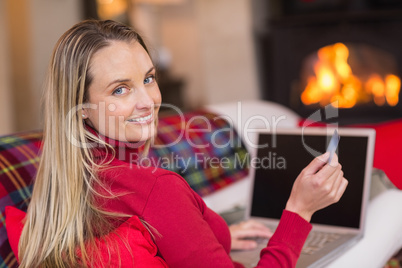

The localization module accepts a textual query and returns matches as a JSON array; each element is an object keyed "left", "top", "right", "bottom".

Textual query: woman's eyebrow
[
  {"left": 146, "top": 66, "right": 155, "bottom": 74},
  {"left": 106, "top": 79, "right": 131, "bottom": 88},
  {"left": 106, "top": 67, "right": 155, "bottom": 88}
]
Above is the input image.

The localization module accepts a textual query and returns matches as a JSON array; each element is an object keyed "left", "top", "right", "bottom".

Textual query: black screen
[{"left": 251, "top": 133, "right": 368, "bottom": 229}]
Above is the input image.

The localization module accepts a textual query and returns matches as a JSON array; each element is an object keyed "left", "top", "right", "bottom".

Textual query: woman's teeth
[{"left": 128, "top": 114, "right": 152, "bottom": 122}]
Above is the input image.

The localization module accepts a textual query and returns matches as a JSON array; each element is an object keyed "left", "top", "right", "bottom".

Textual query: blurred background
[
  {"left": 0, "top": 0, "right": 262, "bottom": 135},
  {"left": 1, "top": 0, "right": 402, "bottom": 135}
]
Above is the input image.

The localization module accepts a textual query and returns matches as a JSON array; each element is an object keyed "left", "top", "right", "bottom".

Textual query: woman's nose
[{"left": 135, "top": 88, "right": 154, "bottom": 110}]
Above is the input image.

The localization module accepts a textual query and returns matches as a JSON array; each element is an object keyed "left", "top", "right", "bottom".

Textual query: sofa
[{"left": 1, "top": 100, "right": 402, "bottom": 267}]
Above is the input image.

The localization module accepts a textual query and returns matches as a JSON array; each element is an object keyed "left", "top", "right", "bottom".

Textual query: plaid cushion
[
  {"left": 0, "top": 110, "right": 249, "bottom": 267},
  {"left": 149, "top": 110, "right": 249, "bottom": 196},
  {"left": 0, "top": 131, "right": 42, "bottom": 268}
]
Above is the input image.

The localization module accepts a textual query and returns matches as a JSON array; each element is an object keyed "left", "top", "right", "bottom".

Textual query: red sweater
[
  {"left": 5, "top": 206, "right": 168, "bottom": 267},
  {"left": 93, "top": 136, "right": 312, "bottom": 268}
]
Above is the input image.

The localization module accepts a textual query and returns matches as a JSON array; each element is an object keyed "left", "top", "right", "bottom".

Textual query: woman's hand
[
  {"left": 229, "top": 219, "right": 273, "bottom": 250},
  {"left": 285, "top": 152, "right": 348, "bottom": 222}
]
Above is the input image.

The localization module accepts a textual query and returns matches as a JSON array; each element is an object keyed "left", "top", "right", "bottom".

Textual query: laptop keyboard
[
  {"left": 301, "top": 231, "right": 341, "bottom": 255},
  {"left": 253, "top": 223, "right": 341, "bottom": 255},
  {"left": 231, "top": 225, "right": 344, "bottom": 267}
]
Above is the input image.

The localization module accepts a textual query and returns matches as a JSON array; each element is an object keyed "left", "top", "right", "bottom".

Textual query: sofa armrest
[
  {"left": 328, "top": 189, "right": 402, "bottom": 267},
  {"left": 203, "top": 175, "right": 251, "bottom": 214},
  {"left": 205, "top": 100, "right": 300, "bottom": 154}
]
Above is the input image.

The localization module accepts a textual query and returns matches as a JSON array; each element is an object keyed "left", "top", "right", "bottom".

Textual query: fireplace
[{"left": 258, "top": 0, "right": 402, "bottom": 124}]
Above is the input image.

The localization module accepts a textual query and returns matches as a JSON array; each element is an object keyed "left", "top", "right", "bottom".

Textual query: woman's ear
[{"left": 81, "top": 111, "right": 88, "bottom": 119}]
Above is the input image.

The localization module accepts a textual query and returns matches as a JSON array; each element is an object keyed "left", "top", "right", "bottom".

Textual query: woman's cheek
[{"left": 153, "top": 86, "right": 162, "bottom": 104}]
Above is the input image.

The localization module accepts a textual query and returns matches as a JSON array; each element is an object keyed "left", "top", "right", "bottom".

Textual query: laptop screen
[{"left": 250, "top": 132, "right": 368, "bottom": 229}]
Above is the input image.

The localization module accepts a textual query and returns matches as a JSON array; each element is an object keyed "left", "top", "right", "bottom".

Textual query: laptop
[{"left": 230, "top": 127, "right": 375, "bottom": 268}]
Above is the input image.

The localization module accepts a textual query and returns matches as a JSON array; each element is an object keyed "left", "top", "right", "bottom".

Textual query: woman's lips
[{"left": 127, "top": 113, "right": 153, "bottom": 124}]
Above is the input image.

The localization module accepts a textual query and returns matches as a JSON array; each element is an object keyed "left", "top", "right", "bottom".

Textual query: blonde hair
[{"left": 18, "top": 20, "right": 151, "bottom": 268}]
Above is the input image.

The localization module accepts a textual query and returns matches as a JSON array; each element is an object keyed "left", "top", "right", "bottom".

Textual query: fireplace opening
[
  {"left": 256, "top": 0, "right": 402, "bottom": 124},
  {"left": 297, "top": 42, "right": 401, "bottom": 109}
]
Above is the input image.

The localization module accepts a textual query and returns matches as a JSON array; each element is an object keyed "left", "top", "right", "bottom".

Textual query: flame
[
  {"left": 301, "top": 43, "right": 401, "bottom": 108},
  {"left": 385, "top": 74, "right": 401, "bottom": 106},
  {"left": 315, "top": 63, "right": 338, "bottom": 93},
  {"left": 366, "top": 74, "right": 385, "bottom": 106}
]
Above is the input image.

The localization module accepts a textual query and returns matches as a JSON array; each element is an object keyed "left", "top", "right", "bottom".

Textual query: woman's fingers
[
  {"left": 232, "top": 229, "right": 272, "bottom": 239},
  {"left": 302, "top": 152, "right": 330, "bottom": 176},
  {"left": 335, "top": 175, "right": 348, "bottom": 201},
  {"left": 330, "top": 165, "right": 344, "bottom": 193},
  {"left": 229, "top": 219, "right": 273, "bottom": 250},
  {"left": 230, "top": 220, "right": 273, "bottom": 239},
  {"left": 231, "top": 239, "right": 258, "bottom": 250},
  {"left": 285, "top": 153, "right": 347, "bottom": 222},
  {"left": 240, "top": 220, "right": 272, "bottom": 232},
  {"left": 317, "top": 153, "right": 339, "bottom": 176}
]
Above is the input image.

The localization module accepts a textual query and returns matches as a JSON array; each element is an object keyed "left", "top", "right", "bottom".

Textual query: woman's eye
[
  {"left": 144, "top": 75, "right": 155, "bottom": 85},
  {"left": 112, "top": 87, "right": 128, "bottom": 95}
]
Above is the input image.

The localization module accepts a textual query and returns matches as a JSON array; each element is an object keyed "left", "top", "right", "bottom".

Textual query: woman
[{"left": 16, "top": 20, "right": 348, "bottom": 267}]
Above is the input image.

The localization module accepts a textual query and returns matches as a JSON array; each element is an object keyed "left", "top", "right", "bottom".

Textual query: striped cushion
[{"left": 0, "top": 110, "right": 249, "bottom": 267}]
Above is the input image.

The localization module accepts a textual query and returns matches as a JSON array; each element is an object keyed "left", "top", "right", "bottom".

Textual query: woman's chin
[{"left": 123, "top": 129, "right": 156, "bottom": 144}]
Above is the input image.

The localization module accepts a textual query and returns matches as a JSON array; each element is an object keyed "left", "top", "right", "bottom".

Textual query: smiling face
[{"left": 84, "top": 40, "right": 161, "bottom": 143}]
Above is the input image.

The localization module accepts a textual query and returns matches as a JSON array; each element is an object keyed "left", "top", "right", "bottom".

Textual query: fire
[
  {"left": 301, "top": 43, "right": 401, "bottom": 108},
  {"left": 385, "top": 74, "right": 400, "bottom": 106}
]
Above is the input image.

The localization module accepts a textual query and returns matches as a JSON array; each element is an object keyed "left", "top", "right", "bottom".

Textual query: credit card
[{"left": 326, "top": 129, "right": 340, "bottom": 164}]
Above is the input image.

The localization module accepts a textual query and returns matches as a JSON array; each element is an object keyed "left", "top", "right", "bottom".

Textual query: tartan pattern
[
  {"left": 0, "top": 110, "right": 249, "bottom": 267},
  {"left": 0, "top": 131, "right": 42, "bottom": 268},
  {"left": 149, "top": 110, "right": 249, "bottom": 196}
]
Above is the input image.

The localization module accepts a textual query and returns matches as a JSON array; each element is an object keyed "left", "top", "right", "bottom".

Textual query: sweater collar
[{"left": 85, "top": 124, "right": 145, "bottom": 163}]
